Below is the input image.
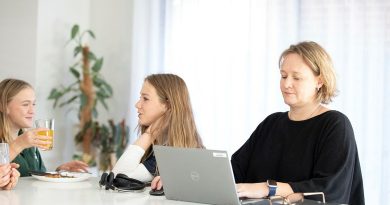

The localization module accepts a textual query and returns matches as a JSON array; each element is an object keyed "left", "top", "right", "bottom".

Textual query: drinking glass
[
  {"left": 34, "top": 118, "right": 55, "bottom": 150},
  {"left": 0, "top": 143, "right": 10, "bottom": 164}
]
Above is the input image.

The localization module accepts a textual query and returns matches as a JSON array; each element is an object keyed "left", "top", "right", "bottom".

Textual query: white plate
[{"left": 31, "top": 172, "right": 91, "bottom": 183}]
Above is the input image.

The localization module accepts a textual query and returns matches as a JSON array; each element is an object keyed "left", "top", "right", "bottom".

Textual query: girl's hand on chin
[{"left": 146, "top": 117, "right": 164, "bottom": 138}]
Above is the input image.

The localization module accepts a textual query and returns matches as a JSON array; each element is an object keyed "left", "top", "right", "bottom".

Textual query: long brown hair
[
  {"left": 0, "top": 78, "right": 33, "bottom": 143},
  {"left": 139, "top": 74, "right": 204, "bottom": 160}
]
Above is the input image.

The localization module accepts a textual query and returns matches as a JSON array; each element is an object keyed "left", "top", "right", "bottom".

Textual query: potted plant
[{"left": 48, "top": 24, "right": 128, "bottom": 169}]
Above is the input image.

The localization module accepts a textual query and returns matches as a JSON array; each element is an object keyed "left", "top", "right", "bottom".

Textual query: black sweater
[{"left": 231, "top": 111, "right": 364, "bottom": 205}]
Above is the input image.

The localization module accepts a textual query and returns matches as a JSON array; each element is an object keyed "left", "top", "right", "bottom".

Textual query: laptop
[{"left": 153, "top": 145, "right": 267, "bottom": 205}]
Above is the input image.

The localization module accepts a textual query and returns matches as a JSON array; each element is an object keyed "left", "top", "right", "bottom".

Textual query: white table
[
  {"left": 0, "top": 177, "right": 202, "bottom": 205},
  {"left": 0, "top": 177, "right": 341, "bottom": 205}
]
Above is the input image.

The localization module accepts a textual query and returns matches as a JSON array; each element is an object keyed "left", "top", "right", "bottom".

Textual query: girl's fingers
[
  {"left": 151, "top": 176, "right": 160, "bottom": 189},
  {"left": 10, "top": 163, "right": 20, "bottom": 169},
  {"left": 157, "top": 180, "right": 163, "bottom": 190},
  {"left": 0, "top": 174, "right": 11, "bottom": 188},
  {"left": 0, "top": 164, "right": 11, "bottom": 176}
]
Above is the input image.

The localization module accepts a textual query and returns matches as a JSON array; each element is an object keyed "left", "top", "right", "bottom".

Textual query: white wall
[
  {"left": 36, "top": 0, "right": 135, "bottom": 170},
  {"left": 35, "top": 0, "right": 91, "bottom": 170},
  {"left": 89, "top": 0, "right": 134, "bottom": 124},
  {"left": 0, "top": 0, "right": 38, "bottom": 84}
]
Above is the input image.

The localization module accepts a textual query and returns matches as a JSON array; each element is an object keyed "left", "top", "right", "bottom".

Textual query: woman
[
  {"left": 112, "top": 74, "right": 204, "bottom": 182},
  {"left": 0, "top": 78, "right": 89, "bottom": 177},
  {"left": 232, "top": 41, "right": 364, "bottom": 204}
]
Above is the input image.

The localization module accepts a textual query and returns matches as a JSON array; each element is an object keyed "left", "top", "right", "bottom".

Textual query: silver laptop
[{"left": 153, "top": 145, "right": 267, "bottom": 205}]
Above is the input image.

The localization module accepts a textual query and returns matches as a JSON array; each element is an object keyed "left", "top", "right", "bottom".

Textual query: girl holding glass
[{"left": 0, "top": 78, "right": 89, "bottom": 177}]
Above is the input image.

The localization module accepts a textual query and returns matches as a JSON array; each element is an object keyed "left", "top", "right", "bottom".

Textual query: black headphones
[{"left": 99, "top": 172, "right": 146, "bottom": 192}]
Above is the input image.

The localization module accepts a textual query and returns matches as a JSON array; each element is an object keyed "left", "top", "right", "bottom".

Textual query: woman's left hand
[
  {"left": 56, "top": 160, "right": 89, "bottom": 173},
  {"left": 236, "top": 183, "right": 268, "bottom": 199}
]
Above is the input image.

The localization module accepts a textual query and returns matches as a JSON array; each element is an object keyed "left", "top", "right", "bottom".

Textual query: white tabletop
[{"left": 0, "top": 177, "right": 203, "bottom": 205}]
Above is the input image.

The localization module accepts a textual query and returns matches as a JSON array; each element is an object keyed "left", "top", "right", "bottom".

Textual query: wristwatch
[{"left": 267, "top": 180, "right": 277, "bottom": 197}]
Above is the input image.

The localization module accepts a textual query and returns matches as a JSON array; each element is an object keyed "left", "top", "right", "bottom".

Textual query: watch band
[{"left": 267, "top": 180, "right": 277, "bottom": 197}]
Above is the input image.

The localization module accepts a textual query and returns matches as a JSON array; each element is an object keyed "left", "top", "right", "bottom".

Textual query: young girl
[
  {"left": 112, "top": 74, "right": 204, "bottom": 181},
  {"left": 0, "top": 78, "right": 89, "bottom": 177}
]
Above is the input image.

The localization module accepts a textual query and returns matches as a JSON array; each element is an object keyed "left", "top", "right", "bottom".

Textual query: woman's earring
[{"left": 316, "top": 87, "right": 320, "bottom": 92}]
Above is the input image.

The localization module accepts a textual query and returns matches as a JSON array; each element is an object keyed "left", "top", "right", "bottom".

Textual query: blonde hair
[
  {"left": 279, "top": 41, "right": 338, "bottom": 104},
  {"left": 0, "top": 78, "right": 33, "bottom": 143}
]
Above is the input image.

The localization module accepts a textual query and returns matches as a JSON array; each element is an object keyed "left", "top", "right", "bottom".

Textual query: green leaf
[
  {"left": 61, "top": 87, "right": 73, "bottom": 96},
  {"left": 97, "top": 94, "right": 109, "bottom": 110},
  {"left": 48, "top": 88, "right": 60, "bottom": 99},
  {"left": 97, "top": 89, "right": 109, "bottom": 98},
  {"left": 92, "top": 57, "right": 103, "bottom": 72},
  {"left": 48, "top": 89, "right": 68, "bottom": 109},
  {"left": 102, "top": 81, "right": 113, "bottom": 96},
  {"left": 59, "top": 101, "right": 68, "bottom": 107},
  {"left": 59, "top": 95, "right": 79, "bottom": 107},
  {"left": 88, "top": 52, "right": 97, "bottom": 61},
  {"left": 71, "top": 25, "right": 79, "bottom": 39},
  {"left": 93, "top": 76, "right": 104, "bottom": 87},
  {"left": 70, "top": 67, "right": 80, "bottom": 79},
  {"left": 67, "top": 95, "right": 78, "bottom": 103},
  {"left": 87, "top": 30, "right": 95, "bottom": 39},
  {"left": 101, "top": 99, "right": 109, "bottom": 110},
  {"left": 74, "top": 46, "right": 82, "bottom": 57}
]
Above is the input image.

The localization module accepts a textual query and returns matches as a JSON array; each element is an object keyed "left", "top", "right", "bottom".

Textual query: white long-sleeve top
[{"left": 112, "top": 144, "right": 153, "bottom": 182}]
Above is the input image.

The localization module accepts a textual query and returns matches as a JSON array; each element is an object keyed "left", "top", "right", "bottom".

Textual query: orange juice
[{"left": 37, "top": 130, "right": 54, "bottom": 150}]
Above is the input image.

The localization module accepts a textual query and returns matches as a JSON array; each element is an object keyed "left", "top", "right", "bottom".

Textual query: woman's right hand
[{"left": 12, "top": 128, "right": 52, "bottom": 150}]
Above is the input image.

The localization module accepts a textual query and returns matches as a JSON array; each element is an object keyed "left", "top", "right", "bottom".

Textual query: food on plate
[{"left": 44, "top": 173, "right": 75, "bottom": 178}]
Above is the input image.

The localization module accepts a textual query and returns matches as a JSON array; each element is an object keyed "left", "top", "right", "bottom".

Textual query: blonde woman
[
  {"left": 232, "top": 42, "right": 364, "bottom": 204},
  {"left": 112, "top": 74, "right": 204, "bottom": 182},
  {"left": 0, "top": 79, "right": 88, "bottom": 177}
]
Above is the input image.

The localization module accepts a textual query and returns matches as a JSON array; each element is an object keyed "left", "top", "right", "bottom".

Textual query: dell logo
[{"left": 190, "top": 171, "right": 200, "bottom": 181}]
